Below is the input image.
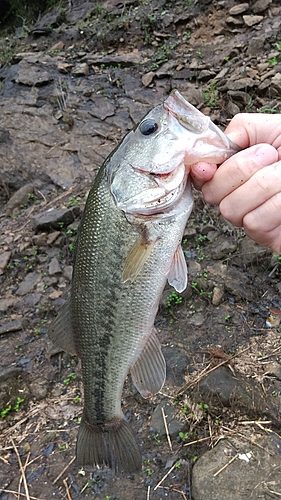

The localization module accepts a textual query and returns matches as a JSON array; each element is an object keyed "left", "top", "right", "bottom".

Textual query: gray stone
[
  {"left": 151, "top": 400, "right": 186, "bottom": 439},
  {"left": 72, "top": 63, "right": 89, "bottom": 76},
  {"left": 192, "top": 435, "right": 281, "bottom": 500},
  {"left": 89, "top": 95, "right": 116, "bottom": 120},
  {"left": 31, "top": 207, "right": 80, "bottom": 232},
  {"left": 239, "top": 236, "right": 270, "bottom": 265},
  {"left": 0, "top": 319, "right": 23, "bottom": 335},
  {"left": 141, "top": 72, "right": 156, "bottom": 87},
  {"left": 229, "top": 3, "right": 249, "bottom": 15},
  {"left": 4, "top": 183, "right": 34, "bottom": 215},
  {"left": 194, "top": 366, "right": 273, "bottom": 419},
  {"left": 16, "top": 271, "right": 41, "bottom": 296},
  {"left": 0, "top": 251, "right": 11, "bottom": 274},
  {"left": 243, "top": 14, "right": 264, "bottom": 26},
  {"left": 48, "top": 256, "right": 62, "bottom": 275},
  {"left": 253, "top": 0, "right": 272, "bottom": 13}
]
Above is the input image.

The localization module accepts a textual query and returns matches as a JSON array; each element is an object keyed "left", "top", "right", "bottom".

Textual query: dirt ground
[{"left": 1, "top": 0, "right": 281, "bottom": 499}]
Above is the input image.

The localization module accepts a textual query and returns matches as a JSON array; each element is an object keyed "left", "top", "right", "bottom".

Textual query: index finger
[{"left": 225, "top": 113, "right": 281, "bottom": 156}]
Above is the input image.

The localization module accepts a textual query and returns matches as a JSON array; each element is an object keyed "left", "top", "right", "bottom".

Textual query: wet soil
[{"left": 1, "top": 1, "right": 281, "bottom": 499}]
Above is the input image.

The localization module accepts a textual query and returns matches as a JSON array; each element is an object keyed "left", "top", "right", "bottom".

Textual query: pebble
[
  {"left": 229, "top": 3, "right": 249, "bottom": 15},
  {"left": 141, "top": 71, "right": 155, "bottom": 87},
  {"left": 16, "top": 271, "right": 41, "bottom": 296},
  {"left": 72, "top": 63, "right": 89, "bottom": 76},
  {"left": 0, "top": 319, "right": 24, "bottom": 335},
  {"left": 243, "top": 14, "right": 263, "bottom": 26},
  {"left": 48, "top": 256, "right": 62, "bottom": 275},
  {"left": 0, "top": 251, "right": 11, "bottom": 274}
]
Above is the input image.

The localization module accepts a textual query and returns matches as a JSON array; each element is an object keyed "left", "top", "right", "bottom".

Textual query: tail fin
[{"left": 76, "top": 413, "right": 142, "bottom": 473}]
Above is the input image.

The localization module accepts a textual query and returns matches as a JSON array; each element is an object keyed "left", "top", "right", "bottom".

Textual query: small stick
[
  {"left": 11, "top": 438, "right": 30, "bottom": 500},
  {"left": 239, "top": 420, "right": 271, "bottom": 425},
  {"left": 53, "top": 457, "right": 76, "bottom": 484},
  {"left": 213, "top": 454, "right": 238, "bottom": 477},
  {"left": 162, "top": 487, "right": 188, "bottom": 500},
  {"left": 147, "top": 485, "right": 151, "bottom": 500},
  {"left": 184, "top": 436, "right": 211, "bottom": 447},
  {"left": 63, "top": 478, "right": 73, "bottom": 500},
  {"left": 161, "top": 407, "right": 172, "bottom": 451},
  {"left": 18, "top": 452, "right": 30, "bottom": 499},
  {"left": 154, "top": 463, "right": 176, "bottom": 490},
  {"left": 257, "top": 345, "right": 281, "bottom": 360},
  {"left": 2, "top": 490, "right": 43, "bottom": 500}
]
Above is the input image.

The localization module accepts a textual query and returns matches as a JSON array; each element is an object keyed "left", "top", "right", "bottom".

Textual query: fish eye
[{"left": 139, "top": 119, "right": 158, "bottom": 136}]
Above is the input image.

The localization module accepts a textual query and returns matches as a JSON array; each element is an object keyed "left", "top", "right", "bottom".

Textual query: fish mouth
[{"left": 116, "top": 163, "right": 188, "bottom": 217}]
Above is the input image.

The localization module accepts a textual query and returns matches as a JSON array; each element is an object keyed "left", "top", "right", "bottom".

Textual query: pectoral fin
[
  {"left": 122, "top": 231, "right": 157, "bottom": 283},
  {"left": 167, "top": 244, "right": 188, "bottom": 293},
  {"left": 48, "top": 299, "right": 77, "bottom": 355},
  {"left": 130, "top": 328, "right": 166, "bottom": 398}
]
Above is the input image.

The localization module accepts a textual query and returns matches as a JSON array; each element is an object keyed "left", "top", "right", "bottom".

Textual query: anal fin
[
  {"left": 167, "top": 244, "right": 188, "bottom": 293},
  {"left": 130, "top": 328, "right": 166, "bottom": 398},
  {"left": 48, "top": 299, "right": 77, "bottom": 355}
]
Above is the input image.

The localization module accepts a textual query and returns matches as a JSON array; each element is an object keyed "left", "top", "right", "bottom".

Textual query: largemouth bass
[{"left": 49, "top": 90, "right": 239, "bottom": 473}]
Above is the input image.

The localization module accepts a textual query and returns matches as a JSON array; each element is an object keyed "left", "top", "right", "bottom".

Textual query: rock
[
  {"left": 30, "top": 378, "right": 49, "bottom": 400},
  {"left": 253, "top": 0, "right": 272, "bottom": 13},
  {"left": 210, "top": 239, "right": 237, "bottom": 260},
  {"left": 239, "top": 236, "right": 270, "bottom": 265},
  {"left": 48, "top": 256, "right": 62, "bottom": 275},
  {"left": 0, "top": 251, "right": 11, "bottom": 274},
  {"left": 15, "top": 57, "right": 54, "bottom": 86},
  {"left": 0, "top": 365, "right": 22, "bottom": 382},
  {"left": 65, "top": 2, "right": 96, "bottom": 23},
  {"left": 4, "top": 183, "right": 34, "bottom": 215},
  {"left": 142, "top": 71, "right": 156, "bottom": 87},
  {"left": 224, "top": 267, "right": 250, "bottom": 300},
  {"left": 229, "top": 3, "right": 249, "bottom": 15},
  {"left": 247, "top": 36, "right": 266, "bottom": 56},
  {"left": 16, "top": 271, "right": 41, "bottom": 296},
  {"left": 163, "top": 346, "right": 190, "bottom": 386},
  {"left": 195, "top": 365, "right": 273, "bottom": 418},
  {"left": 151, "top": 400, "right": 186, "bottom": 439},
  {"left": 31, "top": 207, "right": 80, "bottom": 232},
  {"left": 0, "top": 319, "right": 24, "bottom": 335},
  {"left": 226, "top": 77, "right": 257, "bottom": 91},
  {"left": 0, "top": 297, "right": 18, "bottom": 312},
  {"left": 192, "top": 434, "right": 281, "bottom": 500},
  {"left": 243, "top": 14, "right": 264, "bottom": 26},
  {"left": 62, "top": 265, "right": 73, "bottom": 281},
  {"left": 57, "top": 61, "right": 73, "bottom": 73},
  {"left": 50, "top": 41, "right": 64, "bottom": 51},
  {"left": 271, "top": 72, "right": 281, "bottom": 93},
  {"left": 212, "top": 285, "right": 224, "bottom": 306},
  {"left": 89, "top": 94, "right": 116, "bottom": 120},
  {"left": 72, "top": 63, "right": 89, "bottom": 76}
]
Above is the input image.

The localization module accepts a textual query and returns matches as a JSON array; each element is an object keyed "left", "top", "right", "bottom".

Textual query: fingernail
[{"left": 253, "top": 144, "right": 278, "bottom": 166}]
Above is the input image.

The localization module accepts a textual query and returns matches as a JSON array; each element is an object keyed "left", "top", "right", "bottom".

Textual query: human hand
[{"left": 190, "top": 114, "right": 281, "bottom": 253}]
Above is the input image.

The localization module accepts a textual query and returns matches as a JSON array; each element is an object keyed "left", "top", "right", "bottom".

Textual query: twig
[
  {"left": 18, "top": 453, "right": 30, "bottom": 499},
  {"left": 222, "top": 425, "right": 274, "bottom": 456},
  {"left": 257, "top": 345, "right": 281, "bottom": 360},
  {"left": 255, "top": 422, "right": 281, "bottom": 440},
  {"left": 2, "top": 490, "right": 43, "bottom": 500},
  {"left": 239, "top": 421, "right": 271, "bottom": 425},
  {"left": 161, "top": 407, "right": 172, "bottom": 451},
  {"left": 184, "top": 436, "right": 211, "bottom": 447},
  {"left": 213, "top": 454, "right": 238, "bottom": 477},
  {"left": 63, "top": 478, "right": 73, "bottom": 500},
  {"left": 162, "top": 486, "right": 188, "bottom": 499},
  {"left": 53, "top": 456, "right": 76, "bottom": 484},
  {"left": 147, "top": 485, "right": 150, "bottom": 500},
  {"left": 11, "top": 438, "right": 30, "bottom": 500},
  {"left": 154, "top": 463, "right": 176, "bottom": 490}
]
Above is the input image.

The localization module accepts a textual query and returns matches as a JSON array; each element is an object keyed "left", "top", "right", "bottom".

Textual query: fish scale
[{"left": 49, "top": 90, "right": 239, "bottom": 473}]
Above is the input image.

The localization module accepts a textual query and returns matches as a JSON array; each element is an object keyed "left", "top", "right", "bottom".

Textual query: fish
[{"left": 49, "top": 90, "right": 239, "bottom": 473}]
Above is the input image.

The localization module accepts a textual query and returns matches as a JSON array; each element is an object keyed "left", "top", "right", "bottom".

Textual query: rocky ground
[{"left": 1, "top": 0, "right": 281, "bottom": 499}]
